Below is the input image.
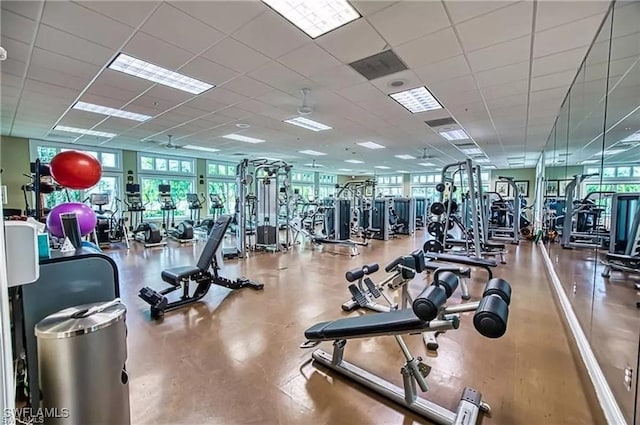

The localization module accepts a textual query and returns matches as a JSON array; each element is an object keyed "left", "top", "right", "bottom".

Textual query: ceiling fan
[
  {"left": 145, "top": 134, "right": 182, "bottom": 150},
  {"left": 298, "top": 88, "right": 313, "bottom": 115},
  {"left": 419, "top": 147, "right": 436, "bottom": 160}
]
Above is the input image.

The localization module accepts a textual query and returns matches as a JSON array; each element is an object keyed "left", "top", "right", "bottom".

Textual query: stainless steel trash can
[{"left": 35, "top": 300, "right": 130, "bottom": 425}]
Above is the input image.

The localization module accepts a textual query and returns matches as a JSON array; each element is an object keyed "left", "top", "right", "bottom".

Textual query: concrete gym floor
[{"left": 106, "top": 232, "right": 603, "bottom": 424}]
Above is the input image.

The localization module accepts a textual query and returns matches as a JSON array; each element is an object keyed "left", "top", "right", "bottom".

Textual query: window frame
[{"left": 138, "top": 152, "right": 195, "bottom": 177}]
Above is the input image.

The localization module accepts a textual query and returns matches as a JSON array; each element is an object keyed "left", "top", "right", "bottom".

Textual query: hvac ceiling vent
[
  {"left": 349, "top": 50, "right": 407, "bottom": 81},
  {"left": 424, "top": 117, "right": 457, "bottom": 128},
  {"left": 453, "top": 142, "right": 476, "bottom": 148}
]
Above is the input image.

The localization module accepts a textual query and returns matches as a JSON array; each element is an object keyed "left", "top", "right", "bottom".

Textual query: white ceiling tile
[
  {"left": 394, "top": 27, "right": 462, "bottom": 69},
  {"left": 430, "top": 75, "right": 477, "bottom": 98},
  {"left": 144, "top": 85, "right": 193, "bottom": 104},
  {"left": 248, "top": 61, "right": 306, "bottom": 91},
  {"left": 1, "top": 10, "right": 37, "bottom": 42},
  {"left": 231, "top": 10, "right": 310, "bottom": 59},
  {"left": 0, "top": 37, "right": 30, "bottom": 63},
  {"left": 56, "top": 109, "right": 104, "bottom": 129},
  {"left": 351, "top": 1, "right": 397, "bottom": 16},
  {"left": 475, "top": 61, "right": 529, "bottom": 87},
  {"left": 222, "top": 76, "right": 274, "bottom": 98},
  {"left": 35, "top": 24, "right": 115, "bottom": 66},
  {"left": 80, "top": 91, "right": 138, "bottom": 109},
  {"left": 485, "top": 93, "right": 528, "bottom": 110},
  {"left": 530, "top": 70, "right": 575, "bottom": 92},
  {"left": 611, "top": 2, "right": 640, "bottom": 39},
  {"left": 457, "top": 2, "right": 533, "bottom": 52},
  {"left": 30, "top": 48, "right": 100, "bottom": 79},
  {"left": 26, "top": 65, "right": 91, "bottom": 92},
  {"left": 338, "top": 83, "right": 382, "bottom": 103},
  {"left": 532, "top": 46, "right": 587, "bottom": 77},
  {"left": 309, "top": 64, "right": 368, "bottom": 90},
  {"left": 22, "top": 79, "right": 78, "bottom": 101},
  {"left": 76, "top": 1, "right": 159, "bottom": 27},
  {"left": 190, "top": 88, "right": 249, "bottom": 110},
  {"left": 278, "top": 44, "right": 342, "bottom": 78},
  {"left": 445, "top": 1, "right": 517, "bottom": 24},
  {"left": 1, "top": 0, "right": 43, "bottom": 20},
  {"left": 536, "top": 1, "right": 610, "bottom": 32},
  {"left": 170, "top": 1, "right": 266, "bottom": 34},
  {"left": 179, "top": 57, "right": 239, "bottom": 86},
  {"left": 41, "top": 1, "right": 132, "bottom": 48},
  {"left": 257, "top": 91, "right": 299, "bottom": 109},
  {"left": 533, "top": 15, "right": 604, "bottom": 58},
  {"left": 466, "top": 36, "right": 530, "bottom": 72},
  {"left": 202, "top": 37, "right": 270, "bottom": 74},
  {"left": 368, "top": 2, "right": 449, "bottom": 47},
  {"left": 316, "top": 19, "right": 387, "bottom": 63},
  {"left": 95, "top": 69, "right": 154, "bottom": 94},
  {"left": 481, "top": 79, "right": 529, "bottom": 100},
  {"left": 141, "top": 3, "right": 225, "bottom": 54},
  {"left": 415, "top": 55, "right": 471, "bottom": 84},
  {"left": 123, "top": 31, "right": 194, "bottom": 70}
]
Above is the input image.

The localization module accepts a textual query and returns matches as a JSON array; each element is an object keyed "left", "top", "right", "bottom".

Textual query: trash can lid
[{"left": 35, "top": 301, "right": 126, "bottom": 339}]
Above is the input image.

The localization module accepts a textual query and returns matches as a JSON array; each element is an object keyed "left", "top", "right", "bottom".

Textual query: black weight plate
[
  {"left": 448, "top": 220, "right": 455, "bottom": 230},
  {"left": 430, "top": 202, "right": 445, "bottom": 215},
  {"left": 451, "top": 185, "right": 457, "bottom": 193},
  {"left": 435, "top": 183, "right": 445, "bottom": 193},
  {"left": 423, "top": 240, "right": 444, "bottom": 253},
  {"left": 427, "top": 221, "right": 444, "bottom": 237}
]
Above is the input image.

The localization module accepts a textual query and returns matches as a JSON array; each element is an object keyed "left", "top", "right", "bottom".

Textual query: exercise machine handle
[
  {"left": 384, "top": 256, "right": 403, "bottom": 273},
  {"left": 345, "top": 263, "right": 379, "bottom": 282}
]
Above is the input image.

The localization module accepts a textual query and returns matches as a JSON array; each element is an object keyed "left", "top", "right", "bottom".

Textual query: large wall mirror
[{"left": 539, "top": 2, "right": 640, "bottom": 422}]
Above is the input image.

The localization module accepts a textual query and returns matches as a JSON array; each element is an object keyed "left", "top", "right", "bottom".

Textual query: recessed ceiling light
[
  {"left": 439, "top": 129, "right": 469, "bottom": 141},
  {"left": 299, "top": 149, "right": 327, "bottom": 156},
  {"left": 394, "top": 154, "right": 415, "bottom": 160},
  {"left": 182, "top": 145, "right": 220, "bottom": 153},
  {"left": 602, "top": 148, "right": 628, "bottom": 155},
  {"left": 339, "top": 168, "right": 352, "bottom": 171},
  {"left": 54, "top": 125, "right": 116, "bottom": 138},
  {"left": 389, "top": 86, "right": 443, "bottom": 114},
  {"left": 304, "top": 163, "right": 324, "bottom": 167},
  {"left": 357, "top": 141, "right": 386, "bottom": 149},
  {"left": 345, "top": 159, "right": 364, "bottom": 164},
  {"left": 236, "top": 123, "right": 251, "bottom": 129},
  {"left": 73, "top": 101, "right": 151, "bottom": 122},
  {"left": 461, "top": 148, "right": 483, "bottom": 155},
  {"left": 261, "top": 0, "right": 360, "bottom": 39},
  {"left": 222, "top": 133, "right": 266, "bottom": 144},
  {"left": 374, "top": 165, "right": 391, "bottom": 169},
  {"left": 621, "top": 130, "right": 640, "bottom": 142},
  {"left": 396, "top": 170, "right": 409, "bottom": 173},
  {"left": 474, "top": 158, "right": 490, "bottom": 163},
  {"left": 109, "top": 53, "right": 214, "bottom": 94},
  {"left": 419, "top": 162, "right": 435, "bottom": 166},
  {"left": 580, "top": 159, "right": 600, "bottom": 164},
  {"left": 484, "top": 165, "right": 497, "bottom": 169},
  {"left": 284, "top": 116, "right": 332, "bottom": 131}
]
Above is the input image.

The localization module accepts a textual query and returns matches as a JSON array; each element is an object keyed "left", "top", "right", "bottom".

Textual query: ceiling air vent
[
  {"left": 453, "top": 142, "right": 476, "bottom": 148},
  {"left": 349, "top": 50, "right": 407, "bottom": 81},
  {"left": 424, "top": 117, "right": 457, "bottom": 128}
]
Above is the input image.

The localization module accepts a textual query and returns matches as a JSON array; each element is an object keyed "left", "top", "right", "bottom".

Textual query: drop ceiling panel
[
  {"left": 141, "top": 3, "right": 225, "bottom": 54},
  {"left": 248, "top": 61, "right": 306, "bottom": 91},
  {"left": 533, "top": 15, "right": 604, "bottom": 58},
  {"left": 1, "top": 10, "right": 37, "bottom": 42},
  {"left": 0, "top": 58, "right": 27, "bottom": 78},
  {"left": 415, "top": 55, "right": 472, "bottom": 84},
  {"left": 532, "top": 47, "right": 589, "bottom": 77},
  {"left": 231, "top": 10, "right": 309, "bottom": 59},
  {"left": 530, "top": 70, "right": 576, "bottom": 92},
  {"left": 170, "top": 1, "right": 266, "bottom": 35},
  {"left": 80, "top": 92, "right": 139, "bottom": 110},
  {"left": 456, "top": 2, "right": 532, "bottom": 52},
  {"left": 41, "top": 1, "right": 132, "bottom": 48},
  {"left": 316, "top": 19, "right": 387, "bottom": 63},
  {"left": 223, "top": 76, "right": 274, "bottom": 99},
  {"left": 123, "top": 31, "right": 194, "bottom": 70},
  {"left": 367, "top": 1, "right": 449, "bottom": 47},
  {"left": 26, "top": 66, "right": 92, "bottom": 92},
  {"left": 309, "top": 65, "right": 367, "bottom": 90},
  {"left": 202, "top": 38, "right": 270, "bottom": 74},
  {"left": 30, "top": 48, "right": 101, "bottom": 80},
  {"left": 1, "top": 0, "right": 43, "bottom": 20},
  {"left": 35, "top": 24, "right": 115, "bottom": 67},
  {"left": 370, "top": 70, "right": 422, "bottom": 95},
  {"left": 444, "top": 1, "right": 516, "bottom": 25},
  {"left": 58, "top": 109, "right": 107, "bottom": 128},
  {"left": 141, "top": 86, "right": 193, "bottom": 106},
  {"left": 1, "top": 37, "right": 31, "bottom": 64},
  {"left": 339, "top": 82, "right": 384, "bottom": 103},
  {"left": 277, "top": 44, "right": 342, "bottom": 78},
  {"left": 76, "top": 1, "right": 158, "bottom": 27},
  {"left": 481, "top": 79, "right": 529, "bottom": 100},
  {"left": 394, "top": 27, "right": 462, "bottom": 69},
  {"left": 467, "top": 36, "right": 530, "bottom": 72},
  {"left": 535, "top": 1, "right": 610, "bottom": 32},
  {"left": 475, "top": 61, "right": 529, "bottom": 87},
  {"left": 179, "top": 57, "right": 239, "bottom": 86}
]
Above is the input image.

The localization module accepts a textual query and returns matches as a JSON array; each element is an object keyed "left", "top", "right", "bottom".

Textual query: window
[
  {"left": 207, "top": 162, "right": 235, "bottom": 177},
  {"left": 318, "top": 185, "right": 335, "bottom": 199},
  {"left": 319, "top": 174, "right": 337, "bottom": 185},
  {"left": 141, "top": 177, "right": 194, "bottom": 219},
  {"left": 292, "top": 172, "right": 314, "bottom": 183},
  {"left": 634, "top": 166, "right": 640, "bottom": 177},
  {"left": 32, "top": 141, "right": 121, "bottom": 171},
  {"left": 208, "top": 181, "right": 236, "bottom": 214},
  {"left": 139, "top": 153, "right": 194, "bottom": 176},
  {"left": 586, "top": 167, "right": 600, "bottom": 175},
  {"left": 293, "top": 184, "right": 315, "bottom": 201},
  {"left": 43, "top": 175, "right": 121, "bottom": 211},
  {"left": 616, "top": 167, "right": 631, "bottom": 177},
  {"left": 603, "top": 167, "right": 616, "bottom": 178}
]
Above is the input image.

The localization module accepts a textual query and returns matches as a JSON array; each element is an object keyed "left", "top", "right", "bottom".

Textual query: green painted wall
[
  {"left": 0, "top": 136, "right": 30, "bottom": 210},
  {"left": 122, "top": 150, "right": 137, "bottom": 187}
]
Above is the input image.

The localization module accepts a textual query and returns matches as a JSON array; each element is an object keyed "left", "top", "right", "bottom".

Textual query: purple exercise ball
[{"left": 46, "top": 202, "right": 98, "bottom": 238}]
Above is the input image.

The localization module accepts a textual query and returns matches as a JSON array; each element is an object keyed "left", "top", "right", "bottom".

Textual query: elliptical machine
[
  {"left": 125, "top": 183, "right": 165, "bottom": 248},
  {"left": 88, "top": 193, "right": 129, "bottom": 249},
  {"left": 186, "top": 193, "right": 205, "bottom": 226},
  {"left": 159, "top": 184, "right": 194, "bottom": 243}
]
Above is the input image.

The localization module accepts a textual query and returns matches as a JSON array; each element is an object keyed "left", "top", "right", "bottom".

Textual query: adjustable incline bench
[
  {"left": 139, "top": 215, "right": 263, "bottom": 319},
  {"left": 423, "top": 251, "right": 497, "bottom": 279},
  {"left": 302, "top": 274, "right": 512, "bottom": 424}
]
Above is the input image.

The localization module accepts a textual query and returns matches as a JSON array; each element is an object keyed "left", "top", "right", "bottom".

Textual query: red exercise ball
[{"left": 50, "top": 150, "right": 102, "bottom": 189}]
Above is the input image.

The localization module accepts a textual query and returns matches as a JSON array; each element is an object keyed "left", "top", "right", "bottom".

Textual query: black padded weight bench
[
  {"left": 139, "top": 215, "right": 263, "bottom": 319},
  {"left": 302, "top": 276, "right": 512, "bottom": 424}
]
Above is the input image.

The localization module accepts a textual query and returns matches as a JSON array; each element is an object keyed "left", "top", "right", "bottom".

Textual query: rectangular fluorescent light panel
[
  {"left": 580, "top": 159, "right": 600, "bottom": 164},
  {"left": 357, "top": 141, "right": 386, "bottom": 149},
  {"left": 222, "top": 133, "right": 266, "bottom": 144},
  {"left": 54, "top": 125, "right": 116, "bottom": 138},
  {"left": 394, "top": 154, "right": 415, "bottom": 160},
  {"left": 601, "top": 148, "right": 628, "bottom": 156},
  {"left": 284, "top": 116, "right": 332, "bottom": 131},
  {"left": 73, "top": 101, "right": 152, "bottom": 122},
  {"left": 374, "top": 166, "right": 391, "bottom": 169},
  {"left": 396, "top": 170, "right": 409, "bottom": 173},
  {"left": 419, "top": 162, "right": 435, "bottom": 166},
  {"left": 461, "top": 148, "right": 483, "bottom": 155},
  {"left": 183, "top": 145, "right": 220, "bottom": 153},
  {"left": 389, "top": 86, "right": 443, "bottom": 113},
  {"left": 304, "top": 163, "right": 323, "bottom": 167},
  {"left": 621, "top": 130, "right": 640, "bottom": 142},
  {"left": 345, "top": 159, "right": 364, "bottom": 164},
  {"left": 484, "top": 165, "right": 497, "bottom": 169},
  {"left": 439, "top": 130, "right": 469, "bottom": 141},
  {"left": 474, "top": 158, "right": 490, "bottom": 163},
  {"left": 299, "top": 150, "right": 327, "bottom": 156},
  {"left": 109, "top": 53, "right": 214, "bottom": 95},
  {"left": 262, "top": 0, "right": 360, "bottom": 39},
  {"left": 339, "top": 168, "right": 352, "bottom": 171}
]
